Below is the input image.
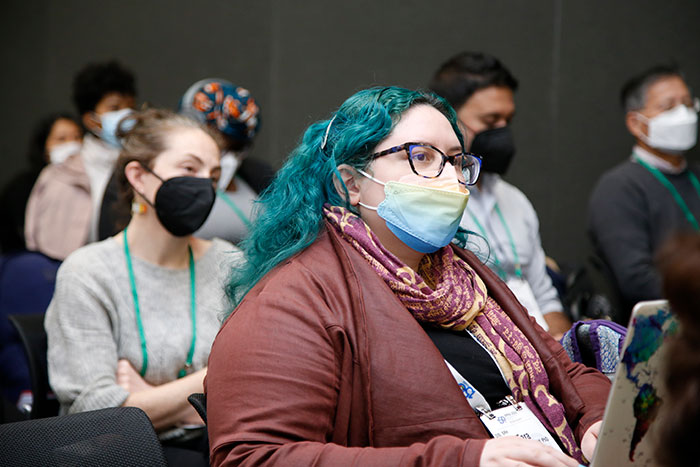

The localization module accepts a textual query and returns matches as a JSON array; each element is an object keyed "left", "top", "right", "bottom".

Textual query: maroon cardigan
[{"left": 206, "top": 226, "right": 610, "bottom": 466}]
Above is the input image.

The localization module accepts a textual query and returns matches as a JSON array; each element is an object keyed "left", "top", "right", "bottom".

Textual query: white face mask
[
  {"left": 636, "top": 103, "right": 698, "bottom": 153},
  {"left": 218, "top": 151, "right": 241, "bottom": 190},
  {"left": 48, "top": 141, "right": 82, "bottom": 164}
]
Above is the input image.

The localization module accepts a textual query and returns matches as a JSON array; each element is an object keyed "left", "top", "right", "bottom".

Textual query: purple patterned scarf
[{"left": 324, "top": 205, "right": 584, "bottom": 462}]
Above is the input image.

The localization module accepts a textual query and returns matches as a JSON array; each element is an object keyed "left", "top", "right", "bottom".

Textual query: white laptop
[{"left": 590, "top": 299, "right": 679, "bottom": 466}]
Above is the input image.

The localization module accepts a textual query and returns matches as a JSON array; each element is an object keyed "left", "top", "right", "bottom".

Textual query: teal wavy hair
[{"left": 225, "top": 86, "right": 465, "bottom": 313}]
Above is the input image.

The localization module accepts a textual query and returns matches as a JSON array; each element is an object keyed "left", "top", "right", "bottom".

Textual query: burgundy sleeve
[{"left": 205, "top": 271, "right": 486, "bottom": 467}]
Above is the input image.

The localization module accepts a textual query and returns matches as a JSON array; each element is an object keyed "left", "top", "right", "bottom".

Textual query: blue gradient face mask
[
  {"left": 98, "top": 108, "right": 135, "bottom": 147},
  {"left": 358, "top": 170, "right": 470, "bottom": 253}
]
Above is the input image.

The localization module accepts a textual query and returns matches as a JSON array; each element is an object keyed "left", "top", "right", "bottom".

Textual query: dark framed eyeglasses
[{"left": 370, "top": 142, "right": 482, "bottom": 185}]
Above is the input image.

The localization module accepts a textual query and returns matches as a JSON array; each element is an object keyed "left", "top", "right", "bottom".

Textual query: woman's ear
[
  {"left": 334, "top": 164, "right": 362, "bottom": 206},
  {"left": 124, "top": 161, "right": 148, "bottom": 198}
]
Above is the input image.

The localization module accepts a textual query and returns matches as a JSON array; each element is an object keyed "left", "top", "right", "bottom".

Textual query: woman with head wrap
[
  {"left": 205, "top": 87, "right": 610, "bottom": 466},
  {"left": 178, "top": 79, "right": 275, "bottom": 244}
]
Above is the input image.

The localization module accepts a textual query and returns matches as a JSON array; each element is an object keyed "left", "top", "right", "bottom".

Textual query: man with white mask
[
  {"left": 588, "top": 64, "right": 699, "bottom": 321},
  {"left": 25, "top": 60, "right": 136, "bottom": 260}
]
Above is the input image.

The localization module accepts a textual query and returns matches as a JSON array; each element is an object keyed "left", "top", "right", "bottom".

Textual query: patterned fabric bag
[{"left": 560, "top": 320, "right": 627, "bottom": 378}]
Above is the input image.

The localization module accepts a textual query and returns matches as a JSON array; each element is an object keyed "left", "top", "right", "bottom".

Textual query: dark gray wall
[{"left": 2, "top": 0, "right": 699, "bottom": 265}]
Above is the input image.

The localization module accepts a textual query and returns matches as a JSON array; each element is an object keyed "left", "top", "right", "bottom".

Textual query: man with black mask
[{"left": 430, "top": 51, "right": 572, "bottom": 339}]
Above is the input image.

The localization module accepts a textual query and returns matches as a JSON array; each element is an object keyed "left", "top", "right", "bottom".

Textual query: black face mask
[
  {"left": 137, "top": 165, "right": 216, "bottom": 237},
  {"left": 469, "top": 126, "right": 516, "bottom": 175}
]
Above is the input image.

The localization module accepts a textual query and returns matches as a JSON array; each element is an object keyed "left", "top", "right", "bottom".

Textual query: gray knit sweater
[
  {"left": 45, "top": 237, "right": 241, "bottom": 414},
  {"left": 588, "top": 159, "right": 700, "bottom": 309}
]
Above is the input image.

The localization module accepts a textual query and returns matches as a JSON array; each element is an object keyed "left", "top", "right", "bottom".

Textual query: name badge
[{"left": 479, "top": 402, "right": 562, "bottom": 452}]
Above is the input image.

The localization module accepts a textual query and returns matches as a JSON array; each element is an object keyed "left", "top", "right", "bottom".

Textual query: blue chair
[{"left": 0, "top": 251, "right": 60, "bottom": 414}]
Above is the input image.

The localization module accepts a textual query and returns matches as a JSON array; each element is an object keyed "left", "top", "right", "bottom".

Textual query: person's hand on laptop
[
  {"left": 580, "top": 420, "right": 602, "bottom": 461},
  {"left": 479, "top": 436, "right": 580, "bottom": 466}
]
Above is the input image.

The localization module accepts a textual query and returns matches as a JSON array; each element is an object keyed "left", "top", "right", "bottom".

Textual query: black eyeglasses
[{"left": 370, "top": 142, "right": 481, "bottom": 185}]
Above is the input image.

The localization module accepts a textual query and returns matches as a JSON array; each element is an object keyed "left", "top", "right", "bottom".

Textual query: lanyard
[
  {"left": 468, "top": 204, "right": 523, "bottom": 279},
  {"left": 123, "top": 228, "right": 197, "bottom": 378},
  {"left": 634, "top": 155, "right": 700, "bottom": 232},
  {"left": 444, "top": 360, "right": 492, "bottom": 413},
  {"left": 217, "top": 190, "right": 253, "bottom": 229}
]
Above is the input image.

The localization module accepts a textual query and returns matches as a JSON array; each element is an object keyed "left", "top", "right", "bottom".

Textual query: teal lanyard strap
[
  {"left": 493, "top": 204, "right": 523, "bottom": 279},
  {"left": 467, "top": 206, "right": 523, "bottom": 280},
  {"left": 634, "top": 155, "right": 700, "bottom": 232},
  {"left": 179, "top": 246, "right": 196, "bottom": 379},
  {"left": 217, "top": 190, "right": 253, "bottom": 229},
  {"left": 123, "top": 228, "right": 149, "bottom": 377},
  {"left": 123, "top": 228, "right": 197, "bottom": 379}
]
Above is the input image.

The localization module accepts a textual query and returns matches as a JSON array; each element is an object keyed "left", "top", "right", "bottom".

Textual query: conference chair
[
  {"left": 8, "top": 312, "right": 59, "bottom": 418},
  {"left": 0, "top": 251, "right": 59, "bottom": 414},
  {"left": 0, "top": 406, "right": 167, "bottom": 467},
  {"left": 187, "top": 392, "right": 207, "bottom": 424}
]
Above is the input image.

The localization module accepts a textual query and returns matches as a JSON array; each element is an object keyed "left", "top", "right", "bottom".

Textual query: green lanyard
[
  {"left": 634, "top": 155, "right": 700, "bottom": 232},
  {"left": 217, "top": 190, "right": 253, "bottom": 229},
  {"left": 467, "top": 203, "right": 523, "bottom": 280},
  {"left": 123, "top": 228, "right": 197, "bottom": 378}
]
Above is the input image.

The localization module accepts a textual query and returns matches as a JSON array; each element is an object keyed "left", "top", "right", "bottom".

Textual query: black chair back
[
  {"left": 8, "top": 313, "right": 59, "bottom": 418},
  {"left": 588, "top": 253, "right": 632, "bottom": 324},
  {"left": 0, "top": 406, "right": 167, "bottom": 467},
  {"left": 187, "top": 392, "right": 207, "bottom": 424}
]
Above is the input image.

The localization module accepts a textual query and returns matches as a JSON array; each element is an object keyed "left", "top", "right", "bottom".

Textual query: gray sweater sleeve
[
  {"left": 45, "top": 249, "right": 129, "bottom": 413},
  {"left": 588, "top": 166, "right": 661, "bottom": 303}
]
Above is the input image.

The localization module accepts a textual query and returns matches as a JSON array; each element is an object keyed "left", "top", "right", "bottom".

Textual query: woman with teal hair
[{"left": 206, "top": 87, "right": 610, "bottom": 466}]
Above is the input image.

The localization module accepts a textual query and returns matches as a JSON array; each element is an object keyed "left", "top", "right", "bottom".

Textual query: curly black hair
[{"left": 72, "top": 60, "right": 137, "bottom": 115}]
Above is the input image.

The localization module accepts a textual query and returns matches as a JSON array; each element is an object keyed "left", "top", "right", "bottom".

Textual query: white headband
[{"left": 320, "top": 115, "right": 337, "bottom": 152}]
